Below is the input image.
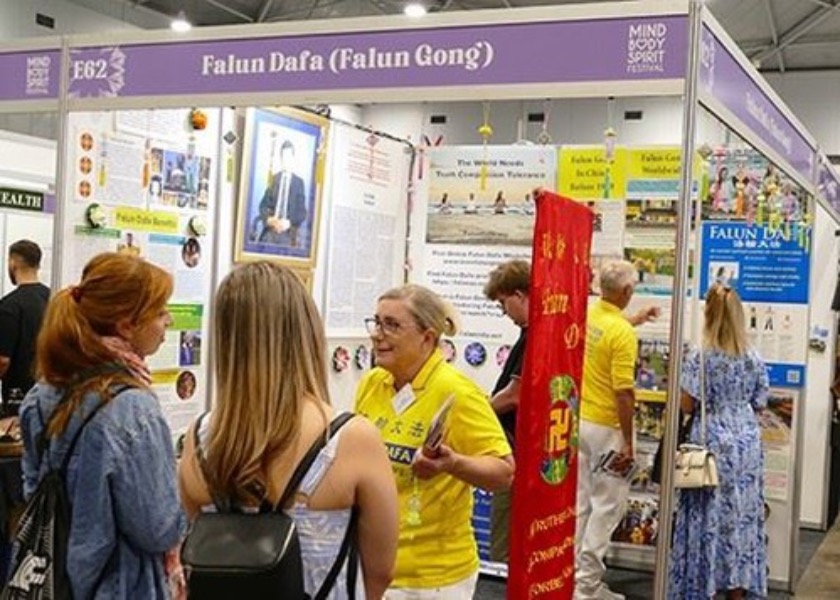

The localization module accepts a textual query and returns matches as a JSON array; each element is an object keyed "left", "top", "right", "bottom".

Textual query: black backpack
[
  {"left": 1, "top": 396, "right": 109, "bottom": 600},
  {"left": 181, "top": 412, "right": 358, "bottom": 600}
]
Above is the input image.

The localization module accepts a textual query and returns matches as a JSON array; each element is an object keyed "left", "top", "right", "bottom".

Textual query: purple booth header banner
[
  {"left": 816, "top": 157, "right": 840, "bottom": 214},
  {"left": 698, "top": 26, "right": 815, "bottom": 183},
  {"left": 0, "top": 50, "right": 60, "bottom": 102},
  {"left": 67, "top": 16, "right": 687, "bottom": 99}
]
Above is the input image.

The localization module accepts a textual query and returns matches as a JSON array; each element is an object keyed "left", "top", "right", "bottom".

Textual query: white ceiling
[{"left": 59, "top": 0, "right": 840, "bottom": 72}]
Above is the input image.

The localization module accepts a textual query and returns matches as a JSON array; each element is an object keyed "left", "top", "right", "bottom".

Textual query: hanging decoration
[
  {"left": 478, "top": 101, "right": 493, "bottom": 191},
  {"left": 602, "top": 97, "right": 617, "bottom": 199},
  {"left": 537, "top": 99, "right": 553, "bottom": 145},
  {"left": 416, "top": 133, "right": 443, "bottom": 180},
  {"left": 366, "top": 132, "right": 380, "bottom": 180},
  {"left": 189, "top": 108, "right": 208, "bottom": 131}
]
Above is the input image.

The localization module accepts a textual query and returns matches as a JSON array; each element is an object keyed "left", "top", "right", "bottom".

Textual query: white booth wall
[{"left": 0, "top": 130, "right": 55, "bottom": 297}]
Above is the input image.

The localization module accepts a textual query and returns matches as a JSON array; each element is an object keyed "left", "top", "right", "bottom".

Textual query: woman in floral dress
[{"left": 669, "top": 283, "right": 769, "bottom": 599}]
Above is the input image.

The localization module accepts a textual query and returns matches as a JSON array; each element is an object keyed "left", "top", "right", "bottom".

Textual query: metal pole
[
  {"left": 50, "top": 38, "right": 71, "bottom": 292},
  {"left": 653, "top": 1, "right": 704, "bottom": 597}
]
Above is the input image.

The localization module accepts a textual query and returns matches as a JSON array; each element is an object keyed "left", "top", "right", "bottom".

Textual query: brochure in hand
[
  {"left": 596, "top": 449, "right": 639, "bottom": 481},
  {"left": 422, "top": 394, "right": 455, "bottom": 458}
]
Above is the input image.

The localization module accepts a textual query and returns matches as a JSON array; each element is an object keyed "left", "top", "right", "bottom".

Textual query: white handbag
[{"left": 673, "top": 350, "right": 719, "bottom": 489}]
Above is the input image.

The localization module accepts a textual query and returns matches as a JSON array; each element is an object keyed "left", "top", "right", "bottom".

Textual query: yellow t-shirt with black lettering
[
  {"left": 354, "top": 349, "right": 511, "bottom": 588},
  {"left": 581, "top": 299, "right": 638, "bottom": 429}
]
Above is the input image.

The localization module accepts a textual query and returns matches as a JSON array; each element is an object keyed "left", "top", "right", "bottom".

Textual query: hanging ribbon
[
  {"left": 537, "top": 99, "right": 553, "bottom": 145},
  {"left": 478, "top": 102, "right": 493, "bottom": 191},
  {"left": 416, "top": 133, "right": 443, "bottom": 180},
  {"left": 366, "top": 132, "right": 380, "bottom": 180},
  {"left": 602, "top": 97, "right": 616, "bottom": 199}
]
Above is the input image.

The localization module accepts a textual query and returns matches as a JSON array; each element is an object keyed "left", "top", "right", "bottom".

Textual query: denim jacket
[{"left": 19, "top": 383, "right": 187, "bottom": 599}]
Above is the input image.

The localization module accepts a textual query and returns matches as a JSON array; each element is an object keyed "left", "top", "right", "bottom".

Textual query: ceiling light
[
  {"left": 404, "top": 3, "right": 427, "bottom": 17},
  {"left": 171, "top": 11, "right": 192, "bottom": 32}
]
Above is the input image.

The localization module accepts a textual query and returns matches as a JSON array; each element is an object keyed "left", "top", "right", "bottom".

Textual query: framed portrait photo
[{"left": 235, "top": 106, "right": 329, "bottom": 267}]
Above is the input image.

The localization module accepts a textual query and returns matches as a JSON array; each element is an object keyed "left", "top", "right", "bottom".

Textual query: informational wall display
[
  {"left": 700, "top": 222, "right": 809, "bottom": 304},
  {"left": 416, "top": 145, "right": 556, "bottom": 394},
  {"left": 324, "top": 124, "right": 411, "bottom": 333},
  {"left": 698, "top": 147, "right": 811, "bottom": 388},
  {"left": 61, "top": 109, "right": 218, "bottom": 444},
  {"left": 761, "top": 388, "right": 796, "bottom": 503}
]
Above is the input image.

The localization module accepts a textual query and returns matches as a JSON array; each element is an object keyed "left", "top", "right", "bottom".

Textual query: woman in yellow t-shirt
[{"left": 355, "top": 284, "right": 514, "bottom": 599}]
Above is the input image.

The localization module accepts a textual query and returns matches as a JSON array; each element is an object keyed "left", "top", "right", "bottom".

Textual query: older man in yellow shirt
[{"left": 575, "top": 260, "right": 658, "bottom": 600}]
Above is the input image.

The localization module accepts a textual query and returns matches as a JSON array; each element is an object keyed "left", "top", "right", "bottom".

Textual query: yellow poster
[
  {"left": 557, "top": 146, "right": 627, "bottom": 200},
  {"left": 627, "top": 147, "right": 682, "bottom": 180},
  {"left": 115, "top": 207, "right": 180, "bottom": 234}
]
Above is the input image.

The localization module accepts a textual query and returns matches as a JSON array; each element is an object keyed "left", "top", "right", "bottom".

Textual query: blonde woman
[
  {"left": 179, "top": 262, "right": 398, "bottom": 599},
  {"left": 669, "top": 283, "right": 768, "bottom": 599},
  {"left": 355, "top": 284, "right": 513, "bottom": 599}
]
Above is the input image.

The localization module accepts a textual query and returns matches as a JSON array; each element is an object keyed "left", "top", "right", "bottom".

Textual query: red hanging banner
[{"left": 507, "top": 190, "right": 593, "bottom": 599}]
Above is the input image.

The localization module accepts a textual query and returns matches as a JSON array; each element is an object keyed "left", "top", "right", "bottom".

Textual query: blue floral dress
[{"left": 668, "top": 346, "right": 769, "bottom": 599}]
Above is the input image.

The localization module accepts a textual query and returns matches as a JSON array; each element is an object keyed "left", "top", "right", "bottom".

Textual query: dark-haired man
[
  {"left": 483, "top": 258, "right": 531, "bottom": 563},
  {"left": 0, "top": 240, "right": 50, "bottom": 416},
  {"left": 252, "top": 139, "right": 308, "bottom": 247}
]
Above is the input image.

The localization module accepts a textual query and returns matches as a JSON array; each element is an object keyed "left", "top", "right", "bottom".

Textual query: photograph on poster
[
  {"left": 623, "top": 247, "right": 675, "bottom": 295},
  {"left": 181, "top": 237, "right": 201, "bottom": 268},
  {"left": 708, "top": 261, "right": 740, "bottom": 290},
  {"left": 625, "top": 198, "right": 677, "bottom": 227},
  {"left": 117, "top": 231, "right": 142, "bottom": 257},
  {"left": 611, "top": 496, "right": 659, "bottom": 547},
  {"left": 760, "top": 389, "right": 793, "bottom": 446},
  {"left": 236, "top": 107, "right": 328, "bottom": 266},
  {"left": 179, "top": 331, "right": 201, "bottom": 367},
  {"left": 635, "top": 400, "right": 665, "bottom": 442},
  {"left": 426, "top": 188, "right": 537, "bottom": 246},
  {"left": 424, "top": 146, "right": 555, "bottom": 246},
  {"left": 151, "top": 147, "right": 210, "bottom": 210},
  {"left": 629, "top": 441, "right": 659, "bottom": 494},
  {"left": 176, "top": 370, "right": 197, "bottom": 400},
  {"left": 635, "top": 336, "right": 669, "bottom": 399}
]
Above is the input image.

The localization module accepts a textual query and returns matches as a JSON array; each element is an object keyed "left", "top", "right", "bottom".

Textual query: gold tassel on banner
[{"left": 478, "top": 101, "right": 493, "bottom": 192}]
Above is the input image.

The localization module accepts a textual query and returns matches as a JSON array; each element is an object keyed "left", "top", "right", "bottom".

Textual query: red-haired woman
[{"left": 15, "top": 252, "right": 186, "bottom": 599}]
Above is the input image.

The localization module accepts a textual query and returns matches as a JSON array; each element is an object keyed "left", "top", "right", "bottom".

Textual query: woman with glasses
[
  {"left": 355, "top": 284, "right": 514, "bottom": 600},
  {"left": 669, "top": 283, "right": 768, "bottom": 600}
]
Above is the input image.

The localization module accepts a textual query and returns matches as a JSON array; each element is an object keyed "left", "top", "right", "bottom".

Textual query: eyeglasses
[{"left": 364, "top": 317, "right": 408, "bottom": 336}]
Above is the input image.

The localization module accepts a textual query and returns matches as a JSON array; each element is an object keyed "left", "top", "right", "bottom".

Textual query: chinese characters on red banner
[{"left": 508, "top": 190, "right": 593, "bottom": 599}]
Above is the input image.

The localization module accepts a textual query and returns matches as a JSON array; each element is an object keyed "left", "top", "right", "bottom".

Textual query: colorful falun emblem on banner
[{"left": 540, "top": 374, "right": 579, "bottom": 486}]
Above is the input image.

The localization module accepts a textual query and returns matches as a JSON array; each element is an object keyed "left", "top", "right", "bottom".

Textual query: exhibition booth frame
[{"left": 1, "top": 0, "right": 839, "bottom": 596}]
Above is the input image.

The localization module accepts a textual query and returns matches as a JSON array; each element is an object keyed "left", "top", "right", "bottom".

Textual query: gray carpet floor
[{"left": 473, "top": 528, "right": 826, "bottom": 599}]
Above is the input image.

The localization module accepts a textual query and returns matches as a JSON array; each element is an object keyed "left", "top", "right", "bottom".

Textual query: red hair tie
[{"left": 71, "top": 286, "right": 82, "bottom": 303}]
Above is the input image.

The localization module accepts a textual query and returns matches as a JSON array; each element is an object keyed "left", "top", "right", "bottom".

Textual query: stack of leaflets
[
  {"left": 422, "top": 394, "right": 455, "bottom": 458},
  {"left": 596, "top": 449, "right": 639, "bottom": 482}
]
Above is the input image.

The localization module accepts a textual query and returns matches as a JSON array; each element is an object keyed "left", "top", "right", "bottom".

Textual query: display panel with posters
[
  {"left": 235, "top": 107, "right": 329, "bottom": 268},
  {"left": 61, "top": 108, "right": 218, "bottom": 447}
]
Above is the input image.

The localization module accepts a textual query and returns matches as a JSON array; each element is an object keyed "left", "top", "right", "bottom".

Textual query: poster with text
[
  {"left": 63, "top": 109, "right": 217, "bottom": 445},
  {"left": 324, "top": 124, "right": 410, "bottom": 334},
  {"left": 415, "top": 145, "right": 556, "bottom": 395}
]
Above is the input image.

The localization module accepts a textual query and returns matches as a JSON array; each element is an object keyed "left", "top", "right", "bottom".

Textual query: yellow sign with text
[
  {"left": 115, "top": 207, "right": 179, "bottom": 234},
  {"left": 558, "top": 146, "right": 627, "bottom": 200},
  {"left": 627, "top": 147, "right": 682, "bottom": 180}
]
